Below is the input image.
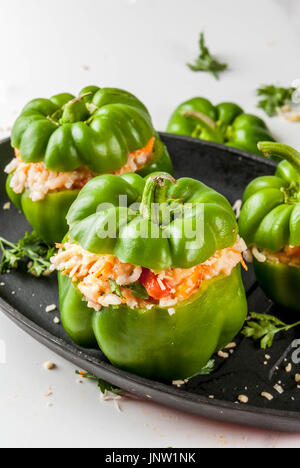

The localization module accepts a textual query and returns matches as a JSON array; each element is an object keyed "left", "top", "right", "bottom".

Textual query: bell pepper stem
[
  {"left": 47, "top": 108, "right": 61, "bottom": 126},
  {"left": 61, "top": 92, "right": 93, "bottom": 124},
  {"left": 140, "top": 174, "right": 176, "bottom": 220},
  {"left": 182, "top": 110, "right": 224, "bottom": 143},
  {"left": 258, "top": 141, "right": 300, "bottom": 174},
  {"left": 67, "top": 92, "right": 93, "bottom": 106}
]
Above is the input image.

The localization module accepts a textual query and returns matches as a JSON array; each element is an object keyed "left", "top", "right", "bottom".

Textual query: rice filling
[
  {"left": 252, "top": 245, "right": 300, "bottom": 267},
  {"left": 50, "top": 236, "right": 247, "bottom": 312}
]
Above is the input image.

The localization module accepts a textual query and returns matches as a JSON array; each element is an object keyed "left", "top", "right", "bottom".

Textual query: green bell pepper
[
  {"left": 58, "top": 172, "right": 247, "bottom": 380},
  {"left": 239, "top": 141, "right": 300, "bottom": 311},
  {"left": 7, "top": 87, "right": 173, "bottom": 243},
  {"left": 253, "top": 258, "right": 300, "bottom": 312},
  {"left": 166, "top": 98, "right": 275, "bottom": 157},
  {"left": 59, "top": 265, "right": 246, "bottom": 380}
]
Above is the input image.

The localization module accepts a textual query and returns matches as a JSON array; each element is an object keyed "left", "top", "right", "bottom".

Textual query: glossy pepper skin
[
  {"left": 58, "top": 173, "right": 247, "bottom": 380},
  {"left": 166, "top": 98, "right": 275, "bottom": 157},
  {"left": 7, "top": 87, "right": 173, "bottom": 243},
  {"left": 253, "top": 259, "right": 300, "bottom": 312},
  {"left": 239, "top": 142, "right": 300, "bottom": 311},
  {"left": 6, "top": 175, "right": 80, "bottom": 244}
]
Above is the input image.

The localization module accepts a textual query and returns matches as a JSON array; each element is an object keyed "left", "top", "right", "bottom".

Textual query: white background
[{"left": 0, "top": 0, "right": 300, "bottom": 448}]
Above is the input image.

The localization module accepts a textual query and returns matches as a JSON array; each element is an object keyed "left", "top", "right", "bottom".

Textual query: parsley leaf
[
  {"left": 97, "top": 378, "right": 125, "bottom": 396},
  {"left": 257, "top": 85, "right": 296, "bottom": 117},
  {"left": 187, "top": 32, "right": 228, "bottom": 79},
  {"left": 109, "top": 279, "right": 124, "bottom": 299},
  {"left": 190, "top": 359, "right": 215, "bottom": 378},
  {"left": 198, "top": 359, "right": 215, "bottom": 375},
  {"left": 109, "top": 279, "right": 149, "bottom": 300},
  {"left": 128, "top": 282, "right": 149, "bottom": 300},
  {"left": 0, "top": 232, "right": 55, "bottom": 277},
  {"left": 75, "top": 371, "right": 125, "bottom": 396},
  {"left": 242, "top": 312, "right": 300, "bottom": 349}
]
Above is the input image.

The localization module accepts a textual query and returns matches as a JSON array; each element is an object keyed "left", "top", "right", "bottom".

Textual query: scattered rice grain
[
  {"left": 261, "top": 392, "right": 273, "bottom": 401},
  {"left": 218, "top": 351, "right": 229, "bottom": 359},
  {"left": 43, "top": 361, "right": 56, "bottom": 371},
  {"left": 273, "top": 384, "right": 284, "bottom": 395},
  {"left": 285, "top": 363, "right": 292, "bottom": 373},
  {"left": 3, "top": 202, "right": 11, "bottom": 210},
  {"left": 238, "top": 395, "right": 248, "bottom": 404},
  {"left": 225, "top": 342, "right": 236, "bottom": 349}
]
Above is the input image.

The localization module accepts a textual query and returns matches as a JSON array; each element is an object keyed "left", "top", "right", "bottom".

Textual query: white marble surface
[{"left": 0, "top": 0, "right": 300, "bottom": 448}]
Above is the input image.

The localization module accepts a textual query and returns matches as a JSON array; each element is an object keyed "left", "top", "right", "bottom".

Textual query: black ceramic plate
[{"left": 1, "top": 134, "right": 300, "bottom": 432}]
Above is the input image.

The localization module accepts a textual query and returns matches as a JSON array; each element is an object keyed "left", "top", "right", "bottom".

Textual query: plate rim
[
  {"left": 1, "top": 293, "right": 300, "bottom": 432},
  {"left": 1, "top": 134, "right": 299, "bottom": 433}
]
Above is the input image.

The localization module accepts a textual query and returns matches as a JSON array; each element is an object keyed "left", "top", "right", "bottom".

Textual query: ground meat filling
[
  {"left": 50, "top": 237, "right": 247, "bottom": 312},
  {"left": 251, "top": 245, "right": 300, "bottom": 267},
  {"left": 5, "top": 138, "right": 156, "bottom": 202}
]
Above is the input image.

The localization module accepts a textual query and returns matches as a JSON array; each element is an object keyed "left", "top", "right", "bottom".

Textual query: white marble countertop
[{"left": 0, "top": 0, "right": 300, "bottom": 448}]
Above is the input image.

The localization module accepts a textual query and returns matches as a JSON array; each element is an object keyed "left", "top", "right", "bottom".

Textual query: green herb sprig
[
  {"left": 76, "top": 371, "right": 125, "bottom": 396},
  {"left": 109, "top": 279, "right": 149, "bottom": 300},
  {"left": 198, "top": 359, "right": 215, "bottom": 375},
  {"left": 242, "top": 312, "right": 300, "bottom": 349},
  {"left": 190, "top": 359, "right": 215, "bottom": 379},
  {"left": 0, "top": 232, "right": 55, "bottom": 277},
  {"left": 109, "top": 279, "right": 124, "bottom": 299},
  {"left": 128, "top": 282, "right": 149, "bottom": 300},
  {"left": 257, "top": 85, "right": 296, "bottom": 117},
  {"left": 187, "top": 32, "right": 228, "bottom": 79}
]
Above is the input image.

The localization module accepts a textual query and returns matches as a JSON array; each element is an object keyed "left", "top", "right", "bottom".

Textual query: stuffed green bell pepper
[
  {"left": 51, "top": 172, "right": 248, "bottom": 380},
  {"left": 239, "top": 141, "right": 300, "bottom": 312},
  {"left": 5, "top": 86, "right": 173, "bottom": 244},
  {"left": 166, "top": 97, "right": 275, "bottom": 156}
]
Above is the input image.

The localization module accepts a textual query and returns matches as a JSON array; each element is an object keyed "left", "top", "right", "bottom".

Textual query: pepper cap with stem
[
  {"left": 60, "top": 92, "right": 93, "bottom": 124},
  {"left": 182, "top": 110, "right": 224, "bottom": 143},
  {"left": 239, "top": 141, "right": 300, "bottom": 251},
  {"left": 139, "top": 174, "right": 177, "bottom": 221},
  {"left": 258, "top": 141, "right": 300, "bottom": 174}
]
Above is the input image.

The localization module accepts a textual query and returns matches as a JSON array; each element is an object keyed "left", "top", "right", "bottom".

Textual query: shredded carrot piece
[
  {"left": 232, "top": 249, "right": 248, "bottom": 271},
  {"left": 131, "top": 136, "right": 155, "bottom": 158},
  {"left": 240, "top": 257, "right": 248, "bottom": 271}
]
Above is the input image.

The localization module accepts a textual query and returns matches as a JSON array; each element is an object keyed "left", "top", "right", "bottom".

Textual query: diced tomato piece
[
  {"left": 139, "top": 268, "right": 171, "bottom": 300},
  {"left": 73, "top": 178, "right": 89, "bottom": 190}
]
